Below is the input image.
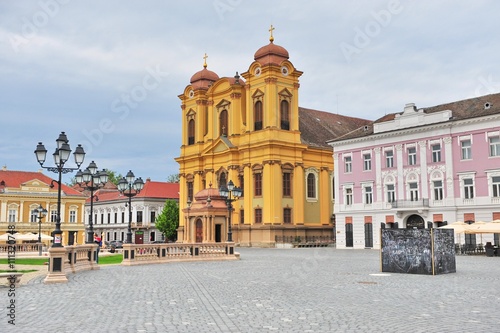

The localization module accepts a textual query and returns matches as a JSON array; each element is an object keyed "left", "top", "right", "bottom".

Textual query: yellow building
[
  {"left": 0, "top": 168, "right": 87, "bottom": 246},
  {"left": 175, "top": 29, "right": 370, "bottom": 246}
]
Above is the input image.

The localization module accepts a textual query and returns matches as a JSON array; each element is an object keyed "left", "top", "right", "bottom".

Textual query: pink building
[{"left": 329, "top": 93, "right": 500, "bottom": 249}]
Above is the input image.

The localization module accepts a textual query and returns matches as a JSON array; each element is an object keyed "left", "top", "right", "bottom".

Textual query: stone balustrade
[{"left": 122, "top": 242, "right": 239, "bottom": 266}]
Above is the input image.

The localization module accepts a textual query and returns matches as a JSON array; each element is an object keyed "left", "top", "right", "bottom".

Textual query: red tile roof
[
  {"left": 86, "top": 179, "right": 179, "bottom": 203},
  {"left": 0, "top": 169, "right": 85, "bottom": 196}
]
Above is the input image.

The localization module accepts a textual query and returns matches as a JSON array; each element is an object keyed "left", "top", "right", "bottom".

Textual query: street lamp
[
  {"left": 219, "top": 180, "right": 242, "bottom": 242},
  {"left": 34, "top": 132, "right": 85, "bottom": 247},
  {"left": 35, "top": 205, "right": 48, "bottom": 256},
  {"left": 117, "top": 170, "right": 144, "bottom": 243},
  {"left": 75, "top": 161, "right": 109, "bottom": 243}
]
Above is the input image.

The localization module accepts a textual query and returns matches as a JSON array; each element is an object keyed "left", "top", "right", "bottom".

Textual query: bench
[{"left": 0, "top": 273, "right": 23, "bottom": 286}]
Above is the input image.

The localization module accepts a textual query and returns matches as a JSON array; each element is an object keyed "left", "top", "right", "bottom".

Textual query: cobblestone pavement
[{"left": 2, "top": 248, "right": 500, "bottom": 332}]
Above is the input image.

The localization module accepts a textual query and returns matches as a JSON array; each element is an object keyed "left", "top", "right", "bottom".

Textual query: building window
[
  {"left": 307, "top": 173, "right": 316, "bottom": 199},
  {"left": 387, "top": 184, "right": 395, "bottom": 203},
  {"left": 121, "top": 212, "right": 125, "bottom": 224},
  {"left": 254, "top": 173, "right": 262, "bottom": 196},
  {"left": 107, "top": 213, "right": 111, "bottom": 224},
  {"left": 283, "top": 208, "right": 292, "bottom": 224},
  {"left": 101, "top": 213, "right": 104, "bottom": 224},
  {"left": 254, "top": 101, "right": 263, "bottom": 131},
  {"left": 385, "top": 150, "right": 394, "bottom": 168},
  {"left": 408, "top": 147, "right": 417, "bottom": 165},
  {"left": 30, "top": 209, "right": 38, "bottom": 222},
  {"left": 240, "top": 209, "right": 244, "bottom": 224},
  {"left": 433, "top": 180, "right": 443, "bottom": 201},
  {"left": 137, "top": 211, "right": 143, "bottom": 223},
  {"left": 187, "top": 181, "right": 194, "bottom": 202},
  {"left": 345, "top": 188, "right": 353, "bottom": 206},
  {"left": 364, "top": 186, "right": 373, "bottom": 204},
  {"left": 409, "top": 182, "right": 419, "bottom": 201},
  {"left": 114, "top": 212, "right": 118, "bottom": 224},
  {"left": 344, "top": 156, "right": 352, "bottom": 173},
  {"left": 363, "top": 153, "right": 371, "bottom": 171},
  {"left": 464, "top": 178, "right": 474, "bottom": 199},
  {"left": 8, "top": 209, "right": 17, "bottom": 223},
  {"left": 69, "top": 210, "right": 77, "bottom": 223},
  {"left": 493, "top": 176, "right": 500, "bottom": 197},
  {"left": 238, "top": 174, "right": 244, "bottom": 197},
  {"left": 283, "top": 173, "right": 291, "bottom": 196},
  {"left": 150, "top": 211, "right": 156, "bottom": 223},
  {"left": 219, "top": 109, "right": 228, "bottom": 136},
  {"left": 188, "top": 119, "right": 195, "bottom": 145},
  {"left": 432, "top": 144, "right": 441, "bottom": 162},
  {"left": 280, "top": 100, "right": 290, "bottom": 130},
  {"left": 364, "top": 223, "right": 373, "bottom": 248},
  {"left": 255, "top": 208, "right": 262, "bottom": 223},
  {"left": 461, "top": 139, "right": 472, "bottom": 160},
  {"left": 51, "top": 210, "right": 57, "bottom": 223},
  {"left": 489, "top": 136, "right": 500, "bottom": 157}
]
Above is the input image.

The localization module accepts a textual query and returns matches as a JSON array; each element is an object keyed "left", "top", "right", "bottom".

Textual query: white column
[{"left": 419, "top": 141, "right": 428, "bottom": 199}]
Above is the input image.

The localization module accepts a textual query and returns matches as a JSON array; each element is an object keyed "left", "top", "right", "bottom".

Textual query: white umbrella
[
  {"left": 439, "top": 221, "right": 472, "bottom": 244},
  {"left": 0, "top": 232, "right": 29, "bottom": 241},
  {"left": 466, "top": 220, "right": 500, "bottom": 234},
  {"left": 33, "top": 233, "right": 54, "bottom": 240}
]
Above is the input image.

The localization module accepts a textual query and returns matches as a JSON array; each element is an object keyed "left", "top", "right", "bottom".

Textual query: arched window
[
  {"left": 280, "top": 100, "right": 289, "bottom": 130},
  {"left": 188, "top": 119, "right": 195, "bottom": 145},
  {"left": 307, "top": 173, "right": 316, "bottom": 199},
  {"left": 219, "top": 172, "right": 227, "bottom": 189},
  {"left": 254, "top": 101, "right": 263, "bottom": 131},
  {"left": 219, "top": 110, "right": 228, "bottom": 136}
]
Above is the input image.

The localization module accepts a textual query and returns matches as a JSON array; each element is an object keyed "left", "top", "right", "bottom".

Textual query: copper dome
[
  {"left": 190, "top": 67, "right": 220, "bottom": 90},
  {"left": 254, "top": 42, "right": 289, "bottom": 66}
]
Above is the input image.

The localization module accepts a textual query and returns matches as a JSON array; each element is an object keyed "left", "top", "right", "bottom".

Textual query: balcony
[{"left": 391, "top": 199, "right": 429, "bottom": 209}]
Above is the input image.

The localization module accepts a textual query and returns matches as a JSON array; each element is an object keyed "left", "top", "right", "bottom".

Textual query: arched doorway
[
  {"left": 195, "top": 219, "right": 203, "bottom": 243},
  {"left": 406, "top": 214, "right": 424, "bottom": 229}
]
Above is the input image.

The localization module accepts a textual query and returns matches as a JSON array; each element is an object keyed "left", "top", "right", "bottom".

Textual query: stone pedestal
[{"left": 44, "top": 246, "right": 68, "bottom": 284}]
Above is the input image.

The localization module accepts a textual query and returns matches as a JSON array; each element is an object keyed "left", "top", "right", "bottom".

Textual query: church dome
[
  {"left": 254, "top": 41, "right": 289, "bottom": 66},
  {"left": 190, "top": 67, "right": 219, "bottom": 90}
]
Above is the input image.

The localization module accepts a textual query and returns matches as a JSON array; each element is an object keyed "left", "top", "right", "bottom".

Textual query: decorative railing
[
  {"left": 274, "top": 236, "right": 335, "bottom": 247},
  {"left": 122, "top": 242, "right": 239, "bottom": 265},
  {"left": 0, "top": 243, "right": 43, "bottom": 253},
  {"left": 391, "top": 199, "right": 429, "bottom": 209}
]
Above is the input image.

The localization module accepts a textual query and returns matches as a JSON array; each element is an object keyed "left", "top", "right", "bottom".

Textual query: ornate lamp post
[
  {"left": 219, "top": 180, "right": 242, "bottom": 242},
  {"left": 117, "top": 170, "right": 144, "bottom": 243},
  {"left": 35, "top": 205, "right": 48, "bottom": 256},
  {"left": 34, "top": 132, "right": 85, "bottom": 247},
  {"left": 75, "top": 161, "right": 109, "bottom": 243}
]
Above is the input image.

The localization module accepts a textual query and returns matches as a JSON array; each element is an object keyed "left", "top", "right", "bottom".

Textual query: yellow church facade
[{"left": 175, "top": 31, "right": 370, "bottom": 247}]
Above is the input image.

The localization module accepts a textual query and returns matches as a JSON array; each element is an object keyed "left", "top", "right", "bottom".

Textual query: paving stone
[{"left": 1, "top": 248, "right": 500, "bottom": 332}]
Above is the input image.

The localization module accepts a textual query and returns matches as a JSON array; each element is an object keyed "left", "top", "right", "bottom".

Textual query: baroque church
[{"left": 175, "top": 28, "right": 371, "bottom": 246}]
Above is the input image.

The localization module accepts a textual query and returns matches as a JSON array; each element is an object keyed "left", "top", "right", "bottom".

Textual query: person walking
[{"left": 94, "top": 233, "right": 102, "bottom": 263}]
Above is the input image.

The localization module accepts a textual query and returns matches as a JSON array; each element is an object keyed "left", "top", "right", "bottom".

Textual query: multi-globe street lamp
[
  {"left": 35, "top": 205, "right": 48, "bottom": 256},
  {"left": 219, "top": 180, "right": 242, "bottom": 242},
  {"left": 117, "top": 170, "right": 144, "bottom": 243},
  {"left": 75, "top": 161, "right": 109, "bottom": 244},
  {"left": 35, "top": 132, "right": 85, "bottom": 247}
]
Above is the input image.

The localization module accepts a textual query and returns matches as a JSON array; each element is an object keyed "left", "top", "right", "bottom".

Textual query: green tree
[
  {"left": 166, "top": 173, "right": 180, "bottom": 183},
  {"left": 155, "top": 199, "right": 179, "bottom": 242}
]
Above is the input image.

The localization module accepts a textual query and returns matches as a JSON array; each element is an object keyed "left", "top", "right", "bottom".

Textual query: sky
[{"left": 1, "top": 0, "right": 499, "bottom": 184}]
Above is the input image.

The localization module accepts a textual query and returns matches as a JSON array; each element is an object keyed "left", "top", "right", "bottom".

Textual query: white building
[{"left": 329, "top": 93, "right": 500, "bottom": 249}]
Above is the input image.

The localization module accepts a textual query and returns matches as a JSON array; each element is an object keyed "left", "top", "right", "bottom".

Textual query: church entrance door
[{"left": 195, "top": 219, "right": 203, "bottom": 243}]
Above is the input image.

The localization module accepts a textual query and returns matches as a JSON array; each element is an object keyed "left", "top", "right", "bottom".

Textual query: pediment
[
  {"left": 201, "top": 136, "right": 236, "bottom": 156},
  {"left": 21, "top": 179, "right": 51, "bottom": 192}
]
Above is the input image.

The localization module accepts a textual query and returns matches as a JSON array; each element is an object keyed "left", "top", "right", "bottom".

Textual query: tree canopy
[{"left": 155, "top": 199, "right": 179, "bottom": 242}]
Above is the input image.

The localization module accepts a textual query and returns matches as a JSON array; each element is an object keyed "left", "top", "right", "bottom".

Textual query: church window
[
  {"left": 280, "top": 100, "right": 290, "bottom": 130},
  {"left": 254, "top": 173, "right": 262, "bottom": 196},
  {"left": 254, "top": 101, "right": 263, "bottom": 131},
  {"left": 219, "top": 110, "right": 228, "bottom": 136},
  {"left": 307, "top": 173, "right": 316, "bottom": 199},
  {"left": 283, "top": 172, "right": 291, "bottom": 196},
  {"left": 188, "top": 119, "right": 195, "bottom": 145}
]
